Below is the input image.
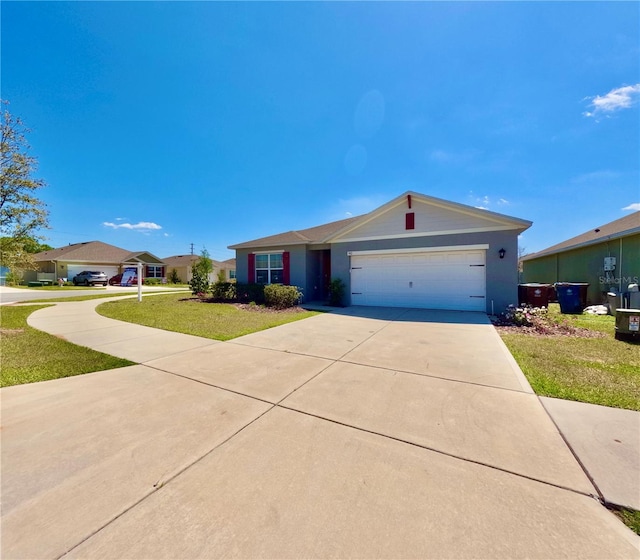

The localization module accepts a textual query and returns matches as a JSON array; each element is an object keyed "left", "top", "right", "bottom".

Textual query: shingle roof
[
  {"left": 228, "top": 215, "right": 362, "bottom": 249},
  {"left": 34, "top": 241, "right": 132, "bottom": 263},
  {"left": 162, "top": 254, "right": 199, "bottom": 268},
  {"left": 522, "top": 211, "right": 640, "bottom": 260},
  {"left": 162, "top": 254, "right": 231, "bottom": 269}
]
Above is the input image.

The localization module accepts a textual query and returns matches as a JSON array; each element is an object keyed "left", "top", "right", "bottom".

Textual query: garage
[
  {"left": 349, "top": 246, "right": 487, "bottom": 311},
  {"left": 66, "top": 265, "right": 119, "bottom": 283}
]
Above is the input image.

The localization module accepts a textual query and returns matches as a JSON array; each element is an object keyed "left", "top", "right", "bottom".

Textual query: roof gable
[
  {"left": 123, "top": 251, "right": 164, "bottom": 264},
  {"left": 327, "top": 192, "right": 531, "bottom": 243},
  {"left": 523, "top": 211, "right": 640, "bottom": 260}
]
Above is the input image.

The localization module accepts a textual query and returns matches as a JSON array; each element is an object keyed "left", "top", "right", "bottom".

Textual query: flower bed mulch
[{"left": 492, "top": 323, "right": 606, "bottom": 338}]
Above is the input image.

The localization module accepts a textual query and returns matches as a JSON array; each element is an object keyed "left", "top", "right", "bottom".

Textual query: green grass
[
  {"left": 97, "top": 292, "right": 319, "bottom": 341},
  {"left": 19, "top": 285, "right": 106, "bottom": 291},
  {"left": 0, "top": 305, "right": 134, "bottom": 388},
  {"left": 612, "top": 507, "right": 640, "bottom": 535},
  {"left": 500, "top": 305, "right": 640, "bottom": 411},
  {"left": 25, "top": 290, "right": 188, "bottom": 303}
]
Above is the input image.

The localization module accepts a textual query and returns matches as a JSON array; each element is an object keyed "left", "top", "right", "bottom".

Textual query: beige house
[
  {"left": 162, "top": 255, "right": 236, "bottom": 284},
  {"left": 27, "top": 241, "right": 165, "bottom": 284}
]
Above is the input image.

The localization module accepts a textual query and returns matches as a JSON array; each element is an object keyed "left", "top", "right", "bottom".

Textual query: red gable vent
[{"left": 406, "top": 212, "right": 415, "bottom": 230}]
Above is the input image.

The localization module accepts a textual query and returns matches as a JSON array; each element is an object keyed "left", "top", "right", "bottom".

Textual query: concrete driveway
[{"left": 2, "top": 303, "right": 638, "bottom": 558}]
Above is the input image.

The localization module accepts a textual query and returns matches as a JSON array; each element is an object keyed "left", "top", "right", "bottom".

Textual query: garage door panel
[
  {"left": 66, "top": 265, "right": 119, "bottom": 281},
  {"left": 351, "top": 250, "right": 486, "bottom": 312}
]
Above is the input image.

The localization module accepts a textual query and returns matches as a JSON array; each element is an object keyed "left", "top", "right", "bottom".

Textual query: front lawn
[
  {"left": 498, "top": 305, "right": 640, "bottom": 411},
  {"left": 97, "top": 293, "right": 319, "bottom": 341},
  {"left": 25, "top": 290, "right": 188, "bottom": 303},
  {"left": 1, "top": 305, "right": 134, "bottom": 388}
]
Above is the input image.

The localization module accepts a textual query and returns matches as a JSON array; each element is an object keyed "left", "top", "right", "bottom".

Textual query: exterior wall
[
  {"left": 235, "top": 245, "right": 310, "bottom": 294},
  {"left": 522, "top": 234, "right": 640, "bottom": 305},
  {"left": 330, "top": 230, "right": 520, "bottom": 313}
]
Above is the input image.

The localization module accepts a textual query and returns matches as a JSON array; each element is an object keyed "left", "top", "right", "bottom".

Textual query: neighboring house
[
  {"left": 522, "top": 211, "right": 640, "bottom": 305},
  {"left": 162, "top": 255, "right": 236, "bottom": 284},
  {"left": 229, "top": 191, "right": 532, "bottom": 312},
  {"left": 27, "top": 241, "right": 166, "bottom": 283},
  {"left": 222, "top": 258, "right": 236, "bottom": 281}
]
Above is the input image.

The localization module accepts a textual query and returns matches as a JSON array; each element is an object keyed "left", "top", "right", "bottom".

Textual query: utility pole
[{"left": 190, "top": 243, "right": 194, "bottom": 256}]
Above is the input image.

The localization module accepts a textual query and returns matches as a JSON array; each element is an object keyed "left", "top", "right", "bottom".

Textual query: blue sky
[{"left": 2, "top": 1, "right": 638, "bottom": 262}]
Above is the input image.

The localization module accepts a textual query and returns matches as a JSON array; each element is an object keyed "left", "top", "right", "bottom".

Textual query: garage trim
[{"left": 348, "top": 244, "right": 489, "bottom": 257}]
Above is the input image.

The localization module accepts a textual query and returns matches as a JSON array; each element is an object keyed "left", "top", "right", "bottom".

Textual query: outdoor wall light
[{"left": 498, "top": 248, "right": 506, "bottom": 259}]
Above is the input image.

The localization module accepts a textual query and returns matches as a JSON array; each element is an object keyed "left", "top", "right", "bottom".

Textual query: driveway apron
[{"left": 2, "top": 302, "right": 638, "bottom": 558}]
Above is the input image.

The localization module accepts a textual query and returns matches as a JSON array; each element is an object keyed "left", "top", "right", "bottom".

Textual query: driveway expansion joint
[{"left": 276, "top": 404, "right": 601, "bottom": 502}]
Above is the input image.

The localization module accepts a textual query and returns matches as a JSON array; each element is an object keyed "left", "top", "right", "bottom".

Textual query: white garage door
[
  {"left": 350, "top": 249, "right": 486, "bottom": 311},
  {"left": 66, "top": 265, "right": 119, "bottom": 282}
]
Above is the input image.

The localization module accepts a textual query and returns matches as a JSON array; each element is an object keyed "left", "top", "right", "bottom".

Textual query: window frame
[
  {"left": 146, "top": 265, "right": 164, "bottom": 278},
  {"left": 254, "top": 252, "right": 284, "bottom": 285}
]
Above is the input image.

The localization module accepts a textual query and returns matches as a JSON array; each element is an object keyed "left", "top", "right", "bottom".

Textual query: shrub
[
  {"left": 264, "top": 284, "right": 302, "bottom": 309},
  {"left": 211, "top": 281, "right": 236, "bottom": 301},
  {"left": 168, "top": 268, "right": 181, "bottom": 284},
  {"left": 189, "top": 250, "right": 213, "bottom": 295},
  {"left": 328, "top": 278, "right": 346, "bottom": 307},
  {"left": 235, "top": 283, "right": 265, "bottom": 304},
  {"left": 144, "top": 278, "right": 162, "bottom": 285}
]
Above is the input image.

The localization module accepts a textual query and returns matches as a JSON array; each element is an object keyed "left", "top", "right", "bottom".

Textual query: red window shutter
[
  {"left": 161, "top": 266, "right": 165, "bottom": 277},
  {"left": 145, "top": 265, "right": 151, "bottom": 277},
  {"left": 248, "top": 254, "right": 255, "bottom": 283},
  {"left": 406, "top": 212, "right": 415, "bottom": 230},
  {"left": 283, "top": 251, "right": 290, "bottom": 285}
]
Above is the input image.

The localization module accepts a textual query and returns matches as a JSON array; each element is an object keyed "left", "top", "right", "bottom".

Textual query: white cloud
[
  {"left": 622, "top": 202, "right": 640, "bottom": 211},
  {"left": 468, "top": 193, "right": 510, "bottom": 210},
  {"left": 103, "top": 221, "right": 162, "bottom": 231},
  {"left": 584, "top": 84, "right": 640, "bottom": 118}
]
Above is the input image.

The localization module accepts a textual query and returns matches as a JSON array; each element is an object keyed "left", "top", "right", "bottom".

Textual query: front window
[
  {"left": 147, "top": 266, "right": 164, "bottom": 278},
  {"left": 255, "top": 253, "right": 283, "bottom": 284}
]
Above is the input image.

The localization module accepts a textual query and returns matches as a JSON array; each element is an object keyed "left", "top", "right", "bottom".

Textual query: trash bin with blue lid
[{"left": 555, "top": 282, "right": 589, "bottom": 314}]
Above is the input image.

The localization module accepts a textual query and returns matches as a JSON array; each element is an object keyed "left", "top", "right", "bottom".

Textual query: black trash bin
[
  {"left": 518, "top": 283, "right": 553, "bottom": 307},
  {"left": 555, "top": 282, "right": 589, "bottom": 314}
]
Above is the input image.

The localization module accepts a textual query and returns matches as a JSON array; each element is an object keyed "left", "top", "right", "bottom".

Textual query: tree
[
  {"left": 189, "top": 248, "right": 213, "bottom": 296},
  {"left": 0, "top": 100, "right": 49, "bottom": 278}
]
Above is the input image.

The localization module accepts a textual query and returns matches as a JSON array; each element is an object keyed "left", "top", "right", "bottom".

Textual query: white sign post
[{"left": 137, "top": 262, "right": 142, "bottom": 303}]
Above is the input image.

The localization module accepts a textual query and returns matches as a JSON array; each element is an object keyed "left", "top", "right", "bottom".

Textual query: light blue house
[{"left": 229, "top": 192, "right": 532, "bottom": 312}]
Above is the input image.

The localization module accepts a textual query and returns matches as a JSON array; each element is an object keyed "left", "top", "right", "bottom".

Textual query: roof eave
[{"left": 522, "top": 226, "right": 640, "bottom": 261}]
